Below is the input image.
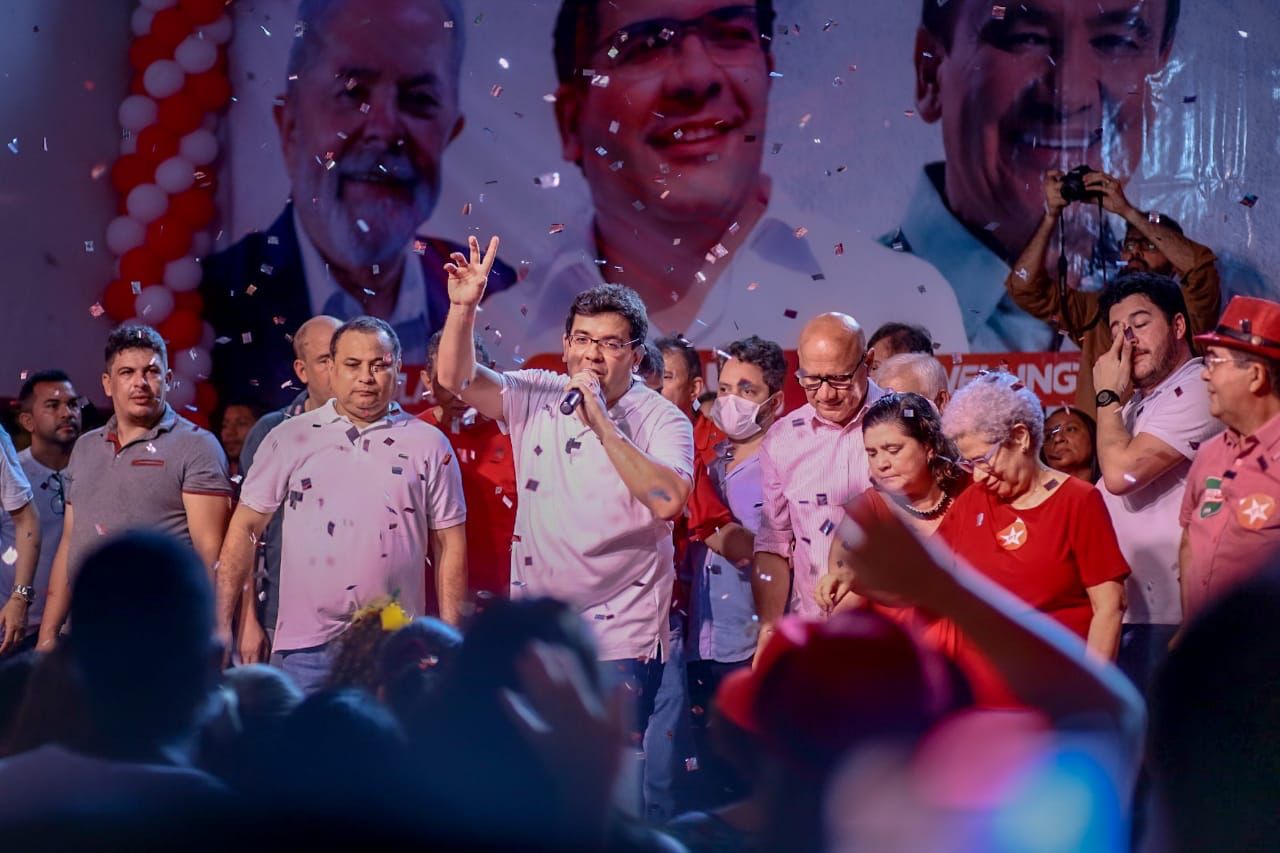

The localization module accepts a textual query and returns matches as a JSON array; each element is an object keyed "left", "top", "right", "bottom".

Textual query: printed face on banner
[
  {"left": 277, "top": 0, "right": 465, "bottom": 272},
  {"left": 917, "top": 0, "right": 1172, "bottom": 256},
  {"left": 556, "top": 0, "right": 773, "bottom": 229}
]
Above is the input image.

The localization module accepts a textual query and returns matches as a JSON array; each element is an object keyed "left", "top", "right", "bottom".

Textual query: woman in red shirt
[{"left": 938, "top": 371, "right": 1128, "bottom": 660}]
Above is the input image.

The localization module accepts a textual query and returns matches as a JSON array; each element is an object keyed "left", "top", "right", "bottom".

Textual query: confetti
[
  {"left": 7, "top": 138, "right": 18, "bottom": 154},
  {"left": 498, "top": 57, "right": 510, "bottom": 69},
  {"left": 747, "top": 282, "right": 759, "bottom": 291},
  {"left": 490, "top": 84, "right": 503, "bottom": 97},
  {"left": 608, "top": 120, "right": 620, "bottom": 134},
  {"left": 1, "top": 547, "right": 16, "bottom": 566},
  {"left": 1183, "top": 95, "right": 1197, "bottom": 103},
  {"left": 356, "top": 219, "right": 370, "bottom": 233},
  {"left": 834, "top": 242, "right": 844, "bottom": 255},
  {"left": 525, "top": 479, "right": 539, "bottom": 491},
  {"left": 590, "top": 74, "right": 610, "bottom": 88},
  {"left": 549, "top": 223, "right": 565, "bottom": 234},
  {"left": 84, "top": 241, "right": 94, "bottom": 253},
  {"left": 784, "top": 309, "right": 798, "bottom": 319},
  {"left": 534, "top": 172, "right": 560, "bottom": 188},
  {"left": 991, "top": 5, "right": 1006, "bottom": 19},
  {"left": 793, "top": 226, "right": 808, "bottom": 239},
  {"left": 819, "top": 520, "right": 835, "bottom": 535},
  {"left": 1241, "top": 194, "right": 1258, "bottom": 208},
  {"left": 89, "top": 302, "right": 105, "bottom": 318}
]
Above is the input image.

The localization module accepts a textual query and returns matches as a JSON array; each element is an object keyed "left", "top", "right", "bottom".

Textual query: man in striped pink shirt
[{"left": 751, "top": 313, "right": 886, "bottom": 660}]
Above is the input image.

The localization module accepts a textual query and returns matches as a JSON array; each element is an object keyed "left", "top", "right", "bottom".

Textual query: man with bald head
[
  {"left": 751, "top": 313, "right": 884, "bottom": 655},
  {"left": 877, "top": 353, "right": 951, "bottom": 414},
  {"left": 233, "top": 315, "right": 341, "bottom": 663},
  {"left": 201, "top": 0, "right": 516, "bottom": 412}
]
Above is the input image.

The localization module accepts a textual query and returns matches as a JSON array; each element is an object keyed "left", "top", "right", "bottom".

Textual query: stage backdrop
[{"left": 2, "top": 0, "right": 1278, "bottom": 411}]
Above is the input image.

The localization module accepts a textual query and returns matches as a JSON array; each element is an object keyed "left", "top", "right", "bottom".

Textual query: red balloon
[
  {"left": 179, "top": 0, "right": 226, "bottom": 26},
  {"left": 128, "top": 35, "right": 168, "bottom": 71},
  {"left": 169, "top": 188, "right": 217, "bottom": 229},
  {"left": 149, "top": 7, "right": 194, "bottom": 51},
  {"left": 103, "top": 279, "right": 139, "bottom": 321},
  {"left": 174, "top": 290, "right": 204, "bottom": 315},
  {"left": 119, "top": 247, "right": 165, "bottom": 287},
  {"left": 186, "top": 70, "right": 231, "bottom": 111},
  {"left": 136, "top": 125, "right": 180, "bottom": 164},
  {"left": 146, "top": 216, "right": 194, "bottom": 262},
  {"left": 157, "top": 94, "right": 203, "bottom": 136},
  {"left": 159, "top": 309, "right": 204, "bottom": 351},
  {"left": 129, "top": 75, "right": 148, "bottom": 97},
  {"left": 111, "top": 154, "right": 155, "bottom": 195}
]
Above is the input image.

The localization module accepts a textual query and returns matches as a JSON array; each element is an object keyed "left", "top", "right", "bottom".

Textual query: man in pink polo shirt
[{"left": 1179, "top": 296, "right": 1280, "bottom": 620}]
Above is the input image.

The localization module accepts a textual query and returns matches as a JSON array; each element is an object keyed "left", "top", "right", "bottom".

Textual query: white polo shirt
[
  {"left": 1099, "top": 358, "right": 1223, "bottom": 625},
  {"left": 499, "top": 370, "right": 694, "bottom": 660},
  {"left": 238, "top": 400, "right": 466, "bottom": 651}
]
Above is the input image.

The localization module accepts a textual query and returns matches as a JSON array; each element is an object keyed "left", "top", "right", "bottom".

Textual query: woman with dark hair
[
  {"left": 856, "top": 392, "right": 967, "bottom": 537},
  {"left": 1042, "top": 406, "right": 1100, "bottom": 483}
]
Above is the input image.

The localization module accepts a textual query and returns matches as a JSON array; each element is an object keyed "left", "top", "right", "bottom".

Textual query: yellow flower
[{"left": 380, "top": 601, "right": 412, "bottom": 632}]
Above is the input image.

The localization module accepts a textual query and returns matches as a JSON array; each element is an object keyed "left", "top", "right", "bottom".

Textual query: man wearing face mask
[{"left": 685, "top": 336, "right": 785, "bottom": 794}]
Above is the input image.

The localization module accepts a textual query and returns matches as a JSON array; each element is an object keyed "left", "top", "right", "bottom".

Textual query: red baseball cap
[
  {"left": 716, "top": 611, "right": 952, "bottom": 773},
  {"left": 1195, "top": 295, "right": 1280, "bottom": 361}
]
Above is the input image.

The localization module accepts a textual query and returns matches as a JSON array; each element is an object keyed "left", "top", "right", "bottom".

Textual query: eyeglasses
[
  {"left": 795, "top": 352, "right": 868, "bottom": 393},
  {"left": 566, "top": 333, "right": 640, "bottom": 355},
  {"left": 45, "top": 473, "right": 66, "bottom": 517},
  {"left": 1204, "top": 354, "right": 1247, "bottom": 373},
  {"left": 953, "top": 437, "right": 1006, "bottom": 473},
  {"left": 1121, "top": 239, "right": 1159, "bottom": 254},
  {"left": 595, "top": 5, "right": 764, "bottom": 75}
]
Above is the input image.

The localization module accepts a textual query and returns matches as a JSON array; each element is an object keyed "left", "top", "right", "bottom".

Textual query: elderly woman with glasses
[{"left": 937, "top": 372, "right": 1129, "bottom": 666}]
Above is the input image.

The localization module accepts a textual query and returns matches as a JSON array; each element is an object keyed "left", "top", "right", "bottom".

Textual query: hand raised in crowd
[
  {"left": 821, "top": 495, "right": 959, "bottom": 613},
  {"left": 565, "top": 370, "right": 612, "bottom": 436},
  {"left": 444, "top": 234, "right": 501, "bottom": 308},
  {"left": 1092, "top": 325, "right": 1135, "bottom": 400},
  {"left": 499, "top": 641, "right": 627, "bottom": 840},
  {"left": 1043, "top": 169, "right": 1069, "bottom": 214},
  {"left": 1082, "top": 169, "right": 1136, "bottom": 217}
]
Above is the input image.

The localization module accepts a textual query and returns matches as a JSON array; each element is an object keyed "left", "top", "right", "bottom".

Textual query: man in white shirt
[
  {"left": 474, "top": 0, "right": 967, "bottom": 364},
  {"left": 437, "top": 236, "right": 694, "bottom": 812},
  {"left": 1091, "top": 272, "right": 1223, "bottom": 692},
  {"left": 0, "top": 371, "right": 82, "bottom": 654},
  {"left": 0, "top": 430, "right": 38, "bottom": 657},
  {"left": 216, "top": 317, "right": 467, "bottom": 693}
]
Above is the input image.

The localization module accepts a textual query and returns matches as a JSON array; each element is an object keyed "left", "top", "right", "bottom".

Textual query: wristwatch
[
  {"left": 10, "top": 584, "right": 34, "bottom": 604},
  {"left": 1095, "top": 389, "right": 1122, "bottom": 408}
]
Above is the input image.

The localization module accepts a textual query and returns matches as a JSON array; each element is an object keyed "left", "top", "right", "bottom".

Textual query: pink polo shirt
[
  {"left": 1179, "top": 410, "right": 1280, "bottom": 618},
  {"left": 754, "top": 382, "right": 885, "bottom": 619}
]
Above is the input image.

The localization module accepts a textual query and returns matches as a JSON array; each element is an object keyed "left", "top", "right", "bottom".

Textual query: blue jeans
[
  {"left": 598, "top": 650, "right": 667, "bottom": 820},
  {"left": 643, "top": 614, "right": 698, "bottom": 822},
  {"left": 270, "top": 642, "right": 334, "bottom": 694},
  {"left": 1117, "top": 623, "right": 1179, "bottom": 698}
]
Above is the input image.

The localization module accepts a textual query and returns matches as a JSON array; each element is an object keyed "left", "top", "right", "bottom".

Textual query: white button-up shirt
[
  {"left": 754, "top": 382, "right": 886, "bottom": 619},
  {"left": 499, "top": 369, "right": 694, "bottom": 660},
  {"left": 238, "top": 400, "right": 466, "bottom": 651},
  {"left": 476, "top": 186, "right": 968, "bottom": 364}
]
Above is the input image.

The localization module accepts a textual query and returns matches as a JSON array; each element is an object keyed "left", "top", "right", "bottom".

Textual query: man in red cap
[{"left": 1179, "top": 296, "right": 1280, "bottom": 620}]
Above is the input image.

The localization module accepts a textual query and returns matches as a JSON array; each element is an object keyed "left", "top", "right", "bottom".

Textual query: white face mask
[{"left": 710, "top": 393, "right": 776, "bottom": 441}]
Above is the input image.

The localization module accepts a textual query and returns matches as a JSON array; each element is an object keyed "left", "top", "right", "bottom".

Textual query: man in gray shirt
[
  {"left": 37, "top": 326, "right": 232, "bottom": 649},
  {"left": 0, "top": 429, "right": 39, "bottom": 655}
]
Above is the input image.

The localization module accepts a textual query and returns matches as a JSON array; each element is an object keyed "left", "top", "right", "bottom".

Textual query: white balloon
[
  {"left": 138, "top": 0, "right": 177, "bottom": 10},
  {"left": 118, "top": 95, "right": 158, "bottom": 132},
  {"left": 175, "top": 36, "right": 218, "bottom": 74},
  {"left": 166, "top": 377, "right": 196, "bottom": 411},
  {"left": 155, "top": 156, "right": 195, "bottom": 194},
  {"left": 130, "top": 6, "right": 156, "bottom": 37},
  {"left": 105, "top": 216, "right": 147, "bottom": 255},
  {"left": 164, "top": 256, "right": 203, "bottom": 292},
  {"left": 143, "top": 60, "right": 185, "bottom": 100},
  {"left": 126, "top": 183, "right": 168, "bottom": 224},
  {"left": 198, "top": 15, "right": 233, "bottom": 45},
  {"left": 191, "top": 231, "right": 214, "bottom": 257},
  {"left": 136, "top": 286, "right": 176, "bottom": 324},
  {"left": 173, "top": 346, "right": 213, "bottom": 379},
  {"left": 179, "top": 129, "right": 218, "bottom": 166}
]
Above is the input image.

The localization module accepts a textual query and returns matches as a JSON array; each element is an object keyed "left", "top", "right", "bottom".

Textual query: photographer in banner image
[{"left": 1005, "top": 166, "right": 1221, "bottom": 412}]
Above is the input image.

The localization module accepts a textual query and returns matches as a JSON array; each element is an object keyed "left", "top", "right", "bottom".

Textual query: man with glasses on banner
[
  {"left": 476, "top": 0, "right": 966, "bottom": 362},
  {"left": 436, "top": 236, "right": 695, "bottom": 817},
  {"left": 0, "top": 371, "right": 82, "bottom": 656},
  {"left": 751, "top": 312, "right": 884, "bottom": 663}
]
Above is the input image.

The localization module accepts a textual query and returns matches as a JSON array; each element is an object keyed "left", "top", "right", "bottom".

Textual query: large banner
[{"left": 195, "top": 0, "right": 1279, "bottom": 411}]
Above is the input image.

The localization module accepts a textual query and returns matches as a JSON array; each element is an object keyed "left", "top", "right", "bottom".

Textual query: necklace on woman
[{"left": 897, "top": 492, "right": 952, "bottom": 520}]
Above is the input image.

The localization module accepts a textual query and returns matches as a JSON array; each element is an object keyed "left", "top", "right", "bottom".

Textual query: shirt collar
[
  {"left": 287, "top": 389, "right": 311, "bottom": 417},
  {"left": 1224, "top": 409, "right": 1280, "bottom": 455},
  {"left": 292, "top": 208, "right": 427, "bottom": 327},
  {"left": 103, "top": 404, "right": 178, "bottom": 447},
  {"left": 317, "top": 398, "right": 404, "bottom": 429}
]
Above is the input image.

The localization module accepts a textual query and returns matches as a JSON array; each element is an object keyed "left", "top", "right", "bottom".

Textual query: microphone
[{"left": 560, "top": 389, "right": 584, "bottom": 415}]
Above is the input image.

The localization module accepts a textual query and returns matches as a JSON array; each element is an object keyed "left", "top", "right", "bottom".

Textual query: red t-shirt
[
  {"left": 937, "top": 477, "right": 1130, "bottom": 640},
  {"left": 418, "top": 409, "right": 517, "bottom": 599}
]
